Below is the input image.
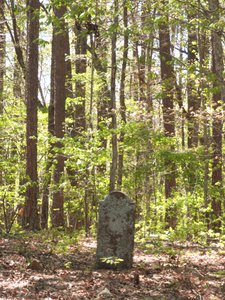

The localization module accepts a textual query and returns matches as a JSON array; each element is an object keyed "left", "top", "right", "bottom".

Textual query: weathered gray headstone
[{"left": 96, "top": 191, "right": 135, "bottom": 269}]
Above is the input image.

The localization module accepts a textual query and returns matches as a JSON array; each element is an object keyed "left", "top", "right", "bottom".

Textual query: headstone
[{"left": 96, "top": 191, "right": 135, "bottom": 269}]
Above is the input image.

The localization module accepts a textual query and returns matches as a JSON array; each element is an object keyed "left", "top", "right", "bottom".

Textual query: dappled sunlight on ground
[{"left": 0, "top": 235, "right": 224, "bottom": 299}]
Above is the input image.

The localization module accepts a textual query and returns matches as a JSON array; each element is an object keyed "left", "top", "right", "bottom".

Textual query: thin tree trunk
[
  {"left": 199, "top": 20, "right": 210, "bottom": 230},
  {"left": 137, "top": 4, "right": 147, "bottom": 103},
  {"left": 146, "top": 22, "right": 155, "bottom": 114},
  {"left": 187, "top": 18, "right": 199, "bottom": 148},
  {"left": 185, "top": 17, "right": 200, "bottom": 194},
  {"left": 117, "top": 1, "right": 128, "bottom": 188},
  {"left": 135, "top": 42, "right": 146, "bottom": 103},
  {"left": 1, "top": 3, "right": 46, "bottom": 106},
  {"left": 13, "top": 59, "right": 23, "bottom": 98},
  {"left": 86, "top": 42, "right": 110, "bottom": 173},
  {"left": 0, "top": 0, "right": 4, "bottom": 114},
  {"left": 0, "top": 2, "right": 25, "bottom": 94},
  {"left": 109, "top": 0, "right": 118, "bottom": 192},
  {"left": 0, "top": 0, "right": 5, "bottom": 188},
  {"left": 65, "top": 29, "right": 73, "bottom": 100},
  {"left": 65, "top": 23, "right": 79, "bottom": 187},
  {"left": 74, "top": 23, "right": 87, "bottom": 135},
  {"left": 177, "top": 26, "right": 185, "bottom": 149},
  {"left": 23, "top": 0, "right": 40, "bottom": 230},
  {"left": 41, "top": 31, "right": 55, "bottom": 229},
  {"left": 89, "top": 34, "right": 95, "bottom": 129}
]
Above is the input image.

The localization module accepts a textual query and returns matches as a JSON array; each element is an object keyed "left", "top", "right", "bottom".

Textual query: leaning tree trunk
[
  {"left": 51, "top": 4, "right": 67, "bottom": 228},
  {"left": 209, "top": 0, "right": 224, "bottom": 232},
  {"left": 159, "top": 17, "right": 177, "bottom": 229},
  {"left": 23, "top": 0, "right": 40, "bottom": 230}
]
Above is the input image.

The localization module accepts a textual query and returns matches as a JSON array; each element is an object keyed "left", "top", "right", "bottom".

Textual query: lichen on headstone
[{"left": 96, "top": 191, "right": 135, "bottom": 269}]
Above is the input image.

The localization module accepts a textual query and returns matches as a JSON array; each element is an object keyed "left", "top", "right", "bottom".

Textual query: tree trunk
[
  {"left": 159, "top": 17, "right": 177, "bottom": 229},
  {"left": 136, "top": 4, "right": 147, "bottom": 104},
  {"left": 51, "top": 5, "right": 67, "bottom": 228},
  {"left": 199, "top": 24, "right": 210, "bottom": 230},
  {"left": 109, "top": 0, "right": 118, "bottom": 192},
  {"left": 23, "top": 0, "right": 40, "bottom": 230},
  {"left": 185, "top": 17, "right": 200, "bottom": 193},
  {"left": 209, "top": 0, "right": 224, "bottom": 232},
  {"left": 117, "top": 1, "right": 128, "bottom": 188},
  {"left": 0, "top": 0, "right": 5, "bottom": 115},
  {"left": 66, "top": 22, "right": 87, "bottom": 185},
  {"left": 86, "top": 40, "right": 110, "bottom": 173},
  {"left": 41, "top": 30, "right": 55, "bottom": 229},
  {"left": 65, "top": 29, "right": 73, "bottom": 100},
  {"left": 187, "top": 19, "right": 199, "bottom": 148},
  {"left": 0, "top": 0, "right": 5, "bottom": 189},
  {"left": 74, "top": 23, "right": 87, "bottom": 135}
]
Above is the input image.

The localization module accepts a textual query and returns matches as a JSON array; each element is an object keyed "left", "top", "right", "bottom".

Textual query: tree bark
[
  {"left": 23, "top": 0, "right": 40, "bottom": 230},
  {"left": 199, "top": 23, "right": 210, "bottom": 230},
  {"left": 74, "top": 23, "right": 87, "bottom": 135},
  {"left": 109, "top": 0, "right": 118, "bottom": 192},
  {"left": 86, "top": 41, "right": 110, "bottom": 173},
  {"left": 117, "top": 1, "right": 128, "bottom": 188},
  {"left": 185, "top": 16, "right": 200, "bottom": 193},
  {"left": 187, "top": 18, "right": 199, "bottom": 148},
  {"left": 159, "top": 15, "right": 177, "bottom": 229},
  {"left": 0, "top": 0, "right": 5, "bottom": 189},
  {"left": 41, "top": 29, "right": 55, "bottom": 229},
  {"left": 0, "top": 0, "right": 4, "bottom": 115},
  {"left": 51, "top": 5, "right": 67, "bottom": 228},
  {"left": 209, "top": 0, "right": 224, "bottom": 232}
]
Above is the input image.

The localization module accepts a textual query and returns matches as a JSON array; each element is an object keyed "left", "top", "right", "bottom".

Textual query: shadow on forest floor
[{"left": 0, "top": 233, "right": 225, "bottom": 299}]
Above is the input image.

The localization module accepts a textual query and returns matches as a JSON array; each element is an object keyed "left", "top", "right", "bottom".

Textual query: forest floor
[{"left": 0, "top": 233, "right": 225, "bottom": 299}]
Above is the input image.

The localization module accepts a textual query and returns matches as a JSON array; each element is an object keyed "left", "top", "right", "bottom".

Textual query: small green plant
[
  {"left": 64, "top": 261, "right": 72, "bottom": 269},
  {"left": 100, "top": 256, "right": 124, "bottom": 266}
]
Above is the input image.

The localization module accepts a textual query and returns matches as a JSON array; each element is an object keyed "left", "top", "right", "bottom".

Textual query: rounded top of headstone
[
  {"left": 109, "top": 191, "right": 127, "bottom": 199},
  {"left": 103, "top": 191, "right": 133, "bottom": 204},
  {"left": 100, "top": 191, "right": 134, "bottom": 207}
]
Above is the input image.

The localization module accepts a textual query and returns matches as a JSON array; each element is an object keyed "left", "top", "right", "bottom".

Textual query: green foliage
[
  {"left": 100, "top": 256, "right": 124, "bottom": 266},
  {"left": 0, "top": 94, "right": 26, "bottom": 233},
  {"left": 1, "top": 0, "right": 224, "bottom": 239}
]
